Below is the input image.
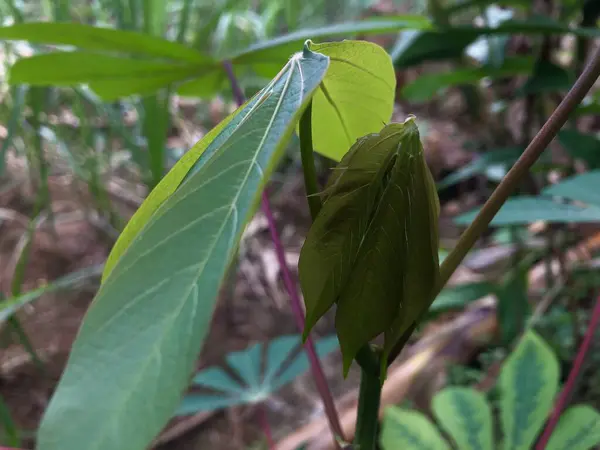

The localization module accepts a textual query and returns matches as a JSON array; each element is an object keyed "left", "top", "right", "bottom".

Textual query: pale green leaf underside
[
  {"left": 37, "top": 50, "right": 329, "bottom": 450},
  {"left": 546, "top": 405, "right": 600, "bottom": 450},
  {"left": 433, "top": 387, "right": 494, "bottom": 450},
  {"left": 499, "top": 331, "right": 559, "bottom": 450},
  {"left": 309, "top": 40, "right": 396, "bottom": 161},
  {"left": 380, "top": 407, "right": 449, "bottom": 450}
]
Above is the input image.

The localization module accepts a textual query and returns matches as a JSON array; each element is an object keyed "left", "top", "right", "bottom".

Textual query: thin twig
[
  {"left": 258, "top": 404, "right": 276, "bottom": 450},
  {"left": 535, "top": 293, "right": 600, "bottom": 449},
  {"left": 222, "top": 60, "right": 345, "bottom": 443}
]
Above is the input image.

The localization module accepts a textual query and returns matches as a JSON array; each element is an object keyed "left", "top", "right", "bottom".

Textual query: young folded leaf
[{"left": 299, "top": 117, "right": 439, "bottom": 375}]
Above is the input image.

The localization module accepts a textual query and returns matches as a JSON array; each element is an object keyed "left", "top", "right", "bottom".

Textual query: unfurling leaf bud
[{"left": 299, "top": 117, "right": 440, "bottom": 376}]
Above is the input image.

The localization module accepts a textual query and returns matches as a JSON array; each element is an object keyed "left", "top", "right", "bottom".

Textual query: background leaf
[
  {"left": 0, "top": 22, "right": 209, "bottom": 63},
  {"left": 543, "top": 171, "right": 600, "bottom": 207},
  {"left": 455, "top": 197, "right": 600, "bottom": 226},
  {"left": 499, "top": 331, "right": 559, "bottom": 450},
  {"left": 308, "top": 40, "right": 396, "bottom": 161},
  {"left": 37, "top": 50, "right": 329, "bottom": 450},
  {"left": 557, "top": 131, "right": 600, "bottom": 168},
  {"left": 380, "top": 407, "right": 449, "bottom": 450},
  {"left": 428, "top": 282, "right": 495, "bottom": 316},
  {"left": 546, "top": 405, "right": 600, "bottom": 450},
  {"left": 432, "top": 387, "right": 494, "bottom": 450},
  {"left": 176, "top": 335, "right": 338, "bottom": 414}
]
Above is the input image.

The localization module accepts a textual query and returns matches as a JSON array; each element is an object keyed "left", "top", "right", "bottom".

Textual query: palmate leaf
[
  {"left": 308, "top": 40, "right": 396, "bottom": 161},
  {"left": 546, "top": 405, "right": 600, "bottom": 450},
  {"left": 499, "top": 330, "right": 559, "bottom": 450},
  {"left": 432, "top": 387, "right": 493, "bottom": 450},
  {"left": 380, "top": 407, "right": 449, "bottom": 450},
  {"left": 176, "top": 335, "right": 338, "bottom": 415},
  {"left": 299, "top": 118, "right": 439, "bottom": 374},
  {"left": 36, "top": 48, "right": 330, "bottom": 450}
]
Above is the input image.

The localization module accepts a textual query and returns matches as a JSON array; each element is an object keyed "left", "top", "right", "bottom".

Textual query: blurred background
[{"left": 1, "top": 0, "right": 600, "bottom": 449}]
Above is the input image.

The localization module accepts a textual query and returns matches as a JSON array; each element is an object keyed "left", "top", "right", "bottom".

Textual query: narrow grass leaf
[
  {"left": 380, "top": 407, "right": 449, "bottom": 450},
  {"left": 0, "top": 85, "right": 26, "bottom": 176},
  {"left": 0, "top": 22, "right": 209, "bottom": 63},
  {"left": 546, "top": 405, "right": 600, "bottom": 450},
  {"left": 499, "top": 331, "right": 559, "bottom": 450},
  {"left": 37, "top": 48, "right": 329, "bottom": 450},
  {"left": 433, "top": 387, "right": 494, "bottom": 450},
  {"left": 308, "top": 40, "right": 396, "bottom": 161}
]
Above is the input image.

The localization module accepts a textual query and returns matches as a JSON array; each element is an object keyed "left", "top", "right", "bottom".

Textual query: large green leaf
[
  {"left": 432, "top": 387, "right": 493, "bottom": 450},
  {"left": 37, "top": 48, "right": 330, "bottom": 450},
  {"left": 455, "top": 197, "right": 600, "bottom": 226},
  {"left": 9, "top": 52, "right": 204, "bottom": 100},
  {"left": 546, "top": 405, "right": 600, "bottom": 450},
  {"left": 543, "top": 171, "right": 600, "bottom": 207},
  {"left": 299, "top": 118, "right": 439, "bottom": 373},
  {"left": 380, "top": 406, "right": 449, "bottom": 450},
  {"left": 102, "top": 100, "right": 249, "bottom": 280},
  {"left": 519, "top": 61, "right": 573, "bottom": 96},
  {"left": 176, "top": 335, "right": 338, "bottom": 414},
  {"left": 308, "top": 40, "right": 396, "bottom": 161},
  {"left": 499, "top": 331, "right": 559, "bottom": 450},
  {"left": 557, "top": 130, "right": 600, "bottom": 168},
  {"left": 0, "top": 22, "right": 209, "bottom": 63}
]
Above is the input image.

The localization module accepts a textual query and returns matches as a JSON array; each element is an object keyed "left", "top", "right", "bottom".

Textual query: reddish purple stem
[
  {"left": 536, "top": 293, "right": 600, "bottom": 449},
  {"left": 221, "top": 61, "right": 344, "bottom": 443},
  {"left": 258, "top": 403, "right": 276, "bottom": 450}
]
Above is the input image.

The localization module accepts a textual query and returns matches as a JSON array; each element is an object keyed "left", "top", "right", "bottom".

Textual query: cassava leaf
[
  {"left": 307, "top": 40, "right": 396, "bottom": 161},
  {"left": 433, "top": 387, "right": 494, "bottom": 450},
  {"left": 546, "top": 405, "right": 600, "bottom": 450},
  {"left": 455, "top": 197, "right": 600, "bottom": 226},
  {"left": 542, "top": 171, "right": 600, "bottom": 208},
  {"left": 299, "top": 117, "right": 439, "bottom": 374},
  {"left": 0, "top": 22, "right": 209, "bottom": 64},
  {"left": 176, "top": 335, "right": 338, "bottom": 414},
  {"left": 499, "top": 331, "right": 559, "bottom": 450},
  {"left": 380, "top": 407, "right": 449, "bottom": 450},
  {"left": 37, "top": 47, "right": 330, "bottom": 450}
]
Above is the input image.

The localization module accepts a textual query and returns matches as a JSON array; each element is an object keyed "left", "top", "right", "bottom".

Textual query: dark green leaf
[
  {"left": 557, "top": 130, "right": 600, "bottom": 168},
  {"left": 428, "top": 282, "right": 495, "bottom": 316},
  {"left": 432, "top": 387, "right": 494, "bottom": 450},
  {"left": 176, "top": 335, "right": 338, "bottom": 414},
  {"left": 0, "top": 22, "right": 210, "bottom": 63},
  {"left": 543, "top": 171, "right": 600, "bottom": 208},
  {"left": 402, "top": 58, "right": 532, "bottom": 102},
  {"left": 299, "top": 118, "right": 439, "bottom": 373},
  {"left": 37, "top": 48, "right": 329, "bottom": 450},
  {"left": 437, "top": 147, "right": 524, "bottom": 190},
  {"left": 546, "top": 405, "right": 600, "bottom": 450},
  {"left": 497, "top": 267, "right": 530, "bottom": 346},
  {"left": 519, "top": 61, "right": 573, "bottom": 96},
  {"left": 380, "top": 407, "right": 449, "bottom": 450},
  {"left": 455, "top": 197, "right": 600, "bottom": 226},
  {"left": 572, "top": 102, "right": 600, "bottom": 118},
  {"left": 499, "top": 331, "right": 559, "bottom": 450}
]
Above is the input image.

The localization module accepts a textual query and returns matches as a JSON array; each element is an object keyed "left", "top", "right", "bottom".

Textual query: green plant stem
[
  {"left": 299, "top": 101, "right": 322, "bottom": 219},
  {"left": 388, "top": 43, "right": 600, "bottom": 365},
  {"left": 353, "top": 349, "right": 382, "bottom": 450}
]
